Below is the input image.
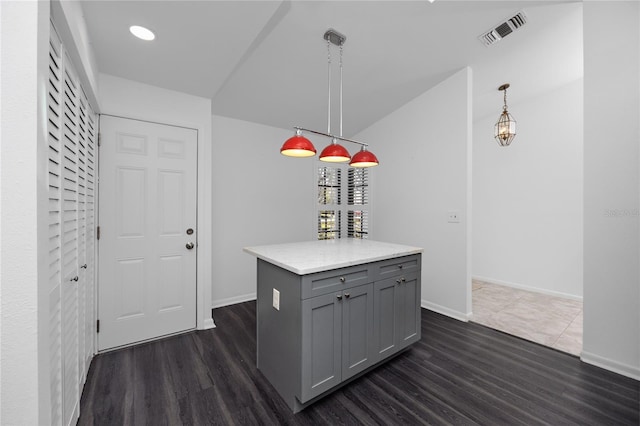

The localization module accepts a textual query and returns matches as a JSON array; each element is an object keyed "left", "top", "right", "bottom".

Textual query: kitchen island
[{"left": 244, "top": 239, "right": 423, "bottom": 412}]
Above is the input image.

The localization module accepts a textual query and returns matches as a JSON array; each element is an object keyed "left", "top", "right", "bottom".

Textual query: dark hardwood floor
[{"left": 79, "top": 301, "right": 639, "bottom": 425}]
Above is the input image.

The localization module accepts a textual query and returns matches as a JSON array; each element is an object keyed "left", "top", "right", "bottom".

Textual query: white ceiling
[{"left": 82, "top": 0, "right": 583, "bottom": 136}]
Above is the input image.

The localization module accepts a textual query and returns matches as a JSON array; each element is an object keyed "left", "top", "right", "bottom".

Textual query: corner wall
[
  {"left": 0, "top": 1, "right": 52, "bottom": 423},
  {"left": 355, "top": 68, "right": 473, "bottom": 320},
  {"left": 210, "top": 115, "right": 314, "bottom": 307},
  {"left": 582, "top": 2, "right": 639, "bottom": 379}
]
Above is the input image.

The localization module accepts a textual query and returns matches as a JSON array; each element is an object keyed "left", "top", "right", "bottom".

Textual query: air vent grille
[{"left": 479, "top": 11, "right": 528, "bottom": 46}]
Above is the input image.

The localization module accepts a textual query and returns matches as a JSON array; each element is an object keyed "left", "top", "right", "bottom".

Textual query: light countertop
[{"left": 243, "top": 239, "right": 423, "bottom": 275}]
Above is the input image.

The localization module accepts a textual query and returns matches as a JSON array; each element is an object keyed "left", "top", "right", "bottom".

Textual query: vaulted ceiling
[{"left": 82, "top": 0, "right": 583, "bottom": 136}]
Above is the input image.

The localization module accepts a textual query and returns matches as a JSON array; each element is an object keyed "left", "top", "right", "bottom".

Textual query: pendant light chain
[{"left": 503, "top": 87, "right": 508, "bottom": 111}]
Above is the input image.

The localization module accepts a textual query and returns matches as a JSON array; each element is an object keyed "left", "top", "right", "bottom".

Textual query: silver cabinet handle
[
  {"left": 336, "top": 294, "right": 343, "bottom": 300},
  {"left": 71, "top": 276, "right": 79, "bottom": 282},
  {"left": 80, "top": 264, "right": 87, "bottom": 269},
  {"left": 344, "top": 293, "right": 350, "bottom": 298},
  {"left": 396, "top": 279, "right": 401, "bottom": 284},
  {"left": 398, "top": 264, "right": 403, "bottom": 269},
  {"left": 186, "top": 242, "right": 195, "bottom": 250},
  {"left": 339, "top": 277, "right": 346, "bottom": 283}
]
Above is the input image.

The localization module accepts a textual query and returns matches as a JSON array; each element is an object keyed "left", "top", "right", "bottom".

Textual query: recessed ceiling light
[{"left": 129, "top": 25, "right": 155, "bottom": 41}]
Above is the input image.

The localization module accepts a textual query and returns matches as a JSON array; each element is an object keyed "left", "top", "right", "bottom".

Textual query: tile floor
[{"left": 471, "top": 279, "right": 583, "bottom": 356}]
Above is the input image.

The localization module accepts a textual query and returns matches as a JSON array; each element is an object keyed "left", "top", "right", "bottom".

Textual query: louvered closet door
[
  {"left": 47, "top": 26, "right": 64, "bottom": 426},
  {"left": 61, "top": 51, "right": 80, "bottom": 426},
  {"left": 48, "top": 22, "right": 97, "bottom": 426},
  {"left": 85, "top": 108, "right": 97, "bottom": 367},
  {"left": 78, "top": 92, "right": 95, "bottom": 383}
]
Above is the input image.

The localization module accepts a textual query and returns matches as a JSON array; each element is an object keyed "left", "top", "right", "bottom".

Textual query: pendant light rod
[
  {"left": 340, "top": 43, "right": 344, "bottom": 138},
  {"left": 324, "top": 29, "right": 346, "bottom": 135},
  {"left": 327, "top": 38, "right": 332, "bottom": 134},
  {"left": 294, "top": 127, "right": 369, "bottom": 147}
]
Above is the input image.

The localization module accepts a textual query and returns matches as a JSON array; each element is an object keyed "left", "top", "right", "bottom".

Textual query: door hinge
[
  {"left": 97, "top": 226, "right": 101, "bottom": 240},
  {"left": 96, "top": 320, "right": 100, "bottom": 333}
]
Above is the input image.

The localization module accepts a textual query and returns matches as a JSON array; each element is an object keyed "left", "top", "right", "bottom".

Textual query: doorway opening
[{"left": 471, "top": 279, "right": 582, "bottom": 355}]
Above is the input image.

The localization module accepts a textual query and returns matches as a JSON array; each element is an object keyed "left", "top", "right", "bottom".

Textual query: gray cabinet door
[
  {"left": 301, "top": 292, "right": 342, "bottom": 402},
  {"left": 398, "top": 272, "right": 421, "bottom": 349},
  {"left": 373, "top": 271, "right": 421, "bottom": 357},
  {"left": 373, "top": 277, "right": 399, "bottom": 360},
  {"left": 342, "top": 283, "right": 374, "bottom": 380}
]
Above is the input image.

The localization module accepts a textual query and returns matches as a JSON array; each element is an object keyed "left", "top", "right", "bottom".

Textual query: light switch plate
[{"left": 273, "top": 288, "right": 280, "bottom": 310}]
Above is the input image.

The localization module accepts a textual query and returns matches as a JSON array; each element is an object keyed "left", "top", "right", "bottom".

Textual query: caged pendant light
[
  {"left": 494, "top": 83, "right": 517, "bottom": 146},
  {"left": 280, "top": 29, "right": 379, "bottom": 167}
]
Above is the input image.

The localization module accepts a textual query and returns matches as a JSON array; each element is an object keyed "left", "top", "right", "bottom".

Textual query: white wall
[
  {"left": 98, "top": 73, "right": 214, "bottom": 329},
  {"left": 0, "top": 1, "right": 51, "bottom": 423},
  {"left": 582, "top": 2, "right": 639, "bottom": 380},
  {"left": 211, "top": 115, "right": 314, "bottom": 307},
  {"left": 473, "top": 79, "right": 584, "bottom": 299},
  {"left": 51, "top": 0, "right": 100, "bottom": 110},
  {"left": 356, "top": 68, "right": 473, "bottom": 321}
]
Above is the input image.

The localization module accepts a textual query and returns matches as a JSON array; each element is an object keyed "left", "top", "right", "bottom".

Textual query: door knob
[
  {"left": 71, "top": 276, "right": 79, "bottom": 282},
  {"left": 186, "top": 242, "right": 195, "bottom": 250}
]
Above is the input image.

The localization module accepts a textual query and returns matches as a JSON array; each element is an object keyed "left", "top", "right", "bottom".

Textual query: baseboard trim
[
  {"left": 422, "top": 300, "right": 471, "bottom": 322},
  {"left": 212, "top": 293, "right": 257, "bottom": 309},
  {"left": 473, "top": 275, "right": 583, "bottom": 302},
  {"left": 581, "top": 351, "right": 640, "bottom": 381},
  {"left": 202, "top": 317, "right": 216, "bottom": 329}
]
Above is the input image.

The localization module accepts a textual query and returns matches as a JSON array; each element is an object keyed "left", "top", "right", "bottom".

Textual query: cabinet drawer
[
  {"left": 301, "top": 264, "right": 371, "bottom": 299},
  {"left": 373, "top": 254, "right": 421, "bottom": 280}
]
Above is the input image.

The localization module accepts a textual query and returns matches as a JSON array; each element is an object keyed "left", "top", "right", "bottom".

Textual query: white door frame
[{"left": 97, "top": 114, "right": 214, "bottom": 348}]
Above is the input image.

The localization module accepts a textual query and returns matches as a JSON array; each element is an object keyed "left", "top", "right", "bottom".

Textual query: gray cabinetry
[
  {"left": 254, "top": 252, "right": 421, "bottom": 413},
  {"left": 301, "top": 282, "right": 374, "bottom": 402},
  {"left": 301, "top": 292, "right": 341, "bottom": 401},
  {"left": 373, "top": 271, "right": 420, "bottom": 360}
]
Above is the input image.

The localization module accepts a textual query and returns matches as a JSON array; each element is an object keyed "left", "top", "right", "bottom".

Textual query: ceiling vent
[{"left": 479, "top": 11, "right": 528, "bottom": 46}]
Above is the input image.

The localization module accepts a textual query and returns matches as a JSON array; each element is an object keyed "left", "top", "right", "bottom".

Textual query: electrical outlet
[
  {"left": 447, "top": 210, "right": 461, "bottom": 223},
  {"left": 273, "top": 288, "right": 280, "bottom": 310}
]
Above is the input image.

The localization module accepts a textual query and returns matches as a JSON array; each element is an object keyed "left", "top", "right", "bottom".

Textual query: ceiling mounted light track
[{"left": 280, "top": 29, "right": 379, "bottom": 168}]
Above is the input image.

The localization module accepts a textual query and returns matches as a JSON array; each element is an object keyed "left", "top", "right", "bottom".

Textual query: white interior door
[{"left": 98, "top": 115, "right": 198, "bottom": 351}]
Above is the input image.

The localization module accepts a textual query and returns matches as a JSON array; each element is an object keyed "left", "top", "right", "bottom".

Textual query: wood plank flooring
[{"left": 79, "top": 301, "right": 639, "bottom": 425}]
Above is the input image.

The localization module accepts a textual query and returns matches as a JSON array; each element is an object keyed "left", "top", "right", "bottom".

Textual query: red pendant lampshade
[
  {"left": 319, "top": 138, "right": 351, "bottom": 162},
  {"left": 280, "top": 130, "right": 316, "bottom": 157},
  {"left": 350, "top": 146, "right": 379, "bottom": 168}
]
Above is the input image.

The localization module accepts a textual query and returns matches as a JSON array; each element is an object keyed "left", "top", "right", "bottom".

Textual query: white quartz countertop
[{"left": 243, "top": 239, "right": 423, "bottom": 275}]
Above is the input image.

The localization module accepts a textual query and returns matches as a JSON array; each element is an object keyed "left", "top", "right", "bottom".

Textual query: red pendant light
[
  {"left": 280, "top": 30, "right": 380, "bottom": 167},
  {"left": 280, "top": 129, "right": 316, "bottom": 157},
  {"left": 350, "top": 146, "right": 379, "bottom": 168},
  {"left": 319, "top": 138, "right": 350, "bottom": 162}
]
